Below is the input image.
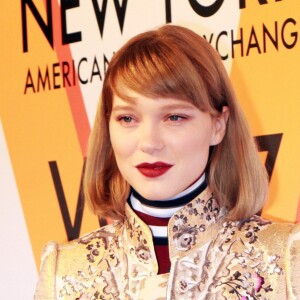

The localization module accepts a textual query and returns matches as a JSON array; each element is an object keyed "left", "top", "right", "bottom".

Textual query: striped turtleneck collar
[
  {"left": 129, "top": 174, "right": 207, "bottom": 238},
  {"left": 129, "top": 174, "right": 207, "bottom": 274}
]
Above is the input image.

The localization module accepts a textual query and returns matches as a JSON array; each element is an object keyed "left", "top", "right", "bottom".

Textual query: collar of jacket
[{"left": 124, "top": 187, "right": 228, "bottom": 263}]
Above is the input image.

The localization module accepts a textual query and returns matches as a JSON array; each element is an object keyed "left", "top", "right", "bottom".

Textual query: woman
[{"left": 35, "top": 25, "right": 300, "bottom": 299}]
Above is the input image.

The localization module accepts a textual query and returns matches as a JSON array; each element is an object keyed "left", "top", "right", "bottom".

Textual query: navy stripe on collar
[
  {"left": 131, "top": 180, "right": 207, "bottom": 208},
  {"left": 153, "top": 236, "right": 169, "bottom": 245}
]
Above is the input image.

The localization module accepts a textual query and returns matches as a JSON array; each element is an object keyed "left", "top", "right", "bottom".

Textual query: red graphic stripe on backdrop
[
  {"left": 50, "top": 0, "right": 90, "bottom": 157},
  {"left": 296, "top": 196, "right": 300, "bottom": 223}
]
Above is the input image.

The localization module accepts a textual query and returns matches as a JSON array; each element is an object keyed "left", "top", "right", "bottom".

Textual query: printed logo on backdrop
[
  {"left": 22, "top": 0, "right": 296, "bottom": 95},
  {"left": 20, "top": 0, "right": 292, "bottom": 239}
]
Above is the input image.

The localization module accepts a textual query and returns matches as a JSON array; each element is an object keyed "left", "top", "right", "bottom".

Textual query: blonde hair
[{"left": 84, "top": 25, "right": 268, "bottom": 221}]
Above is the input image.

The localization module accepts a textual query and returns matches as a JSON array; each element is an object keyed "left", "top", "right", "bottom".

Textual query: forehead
[{"left": 111, "top": 88, "right": 197, "bottom": 110}]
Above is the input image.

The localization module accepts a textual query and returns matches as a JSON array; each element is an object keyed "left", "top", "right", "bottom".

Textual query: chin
[{"left": 139, "top": 190, "right": 177, "bottom": 201}]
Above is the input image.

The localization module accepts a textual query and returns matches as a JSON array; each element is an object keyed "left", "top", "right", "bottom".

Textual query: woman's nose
[{"left": 138, "top": 122, "right": 164, "bottom": 153}]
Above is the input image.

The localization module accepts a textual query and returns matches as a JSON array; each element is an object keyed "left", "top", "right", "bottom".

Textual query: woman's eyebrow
[
  {"left": 111, "top": 97, "right": 196, "bottom": 112},
  {"left": 111, "top": 104, "right": 136, "bottom": 112},
  {"left": 160, "top": 103, "right": 196, "bottom": 111}
]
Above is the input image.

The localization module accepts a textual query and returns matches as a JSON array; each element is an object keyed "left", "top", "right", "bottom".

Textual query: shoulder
[
  {"left": 38, "top": 221, "right": 124, "bottom": 277},
  {"left": 220, "top": 215, "right": 299, "bottom": 256},
  {"left": 227, "top": 215, "right": 297, "bottom": 242},
  {"left": 246, "top": 216, "right": 300, "bottom": 244},
  {"left": 285, "top": 222, "right": 300, "bottom": 297},
  {"left": 287, "top": 221, "right": 300, "bottom": 242},
  {"left": 44, "top": 221, "right": 122, "bottom": 260},
  {"left": 35, "top": 222, "right": 123, "bottom": 299},
  {"left": 214, "top": 217, "right": 300, "bottom": 298},
  {"left": 224, "top": 216, "right": 300, "bottom": 274}
]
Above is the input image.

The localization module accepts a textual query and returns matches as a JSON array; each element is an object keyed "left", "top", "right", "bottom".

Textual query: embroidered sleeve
[
  {"left": 34, "top": 241, "right": 58, "bottom": 300},
  {"left": 286, "top": 223, "right": 300, "bottom": 299}
]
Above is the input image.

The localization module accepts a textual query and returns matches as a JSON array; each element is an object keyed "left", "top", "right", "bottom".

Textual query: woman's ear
[{"left": 210, "top": 106, "right": 229, "bottom": 146}]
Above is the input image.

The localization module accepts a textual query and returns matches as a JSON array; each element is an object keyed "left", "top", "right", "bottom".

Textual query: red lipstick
[{"left": 136, "top": 162, "right": 173, "bottom": 178}]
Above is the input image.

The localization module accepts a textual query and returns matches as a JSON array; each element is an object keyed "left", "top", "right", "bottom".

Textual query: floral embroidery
[
  {"left": 219, "top": 271, "right": 272, "bottom": 299},
  {"left": 48, "top": 189, "right": 294, "bottom": 300},
  {"left": 173, "top": 226, "right": 198, "bottom": 251},
  {"left": 172, "top": 194, "right": 221, "bottom": 252},
  {"left": 79, "top": 228, "right": 115, "bottom": 247},
  {"left": 135, "top": 244, "right": 151, "bottom": 262},
  {"left": 125, "top": 214, "right": 153, "bottom": 265},
  {"left": 171, "top": 212, "right": 280, "bottom": 299},
  {"left": 239, "top": 216, "right": 272, "bottom": 244}
]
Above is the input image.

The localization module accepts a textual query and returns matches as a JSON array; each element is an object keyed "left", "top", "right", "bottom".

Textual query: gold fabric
[{"left": 34, "top": 188, "right": 300, "bottom": 299}]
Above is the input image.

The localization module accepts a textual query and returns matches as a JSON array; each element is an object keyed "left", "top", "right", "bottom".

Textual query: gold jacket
[{"left": 34, "top": 188, "right": 300, "bottom": 299}]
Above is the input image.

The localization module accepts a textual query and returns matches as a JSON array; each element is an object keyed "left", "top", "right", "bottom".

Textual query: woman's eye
[
  {"left": 168, "top": 115, "right": 185, "bottom": 121},
  {"left": 120, "top": 116, "right": 133, "bottom": 123},
  {"left": 117, "top": 115, "right": 137, "bottom": 127}
]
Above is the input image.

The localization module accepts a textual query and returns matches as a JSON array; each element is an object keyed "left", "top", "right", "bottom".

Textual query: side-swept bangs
[{"left": 105, "top": 25, "right": 227, "bottom": 116}]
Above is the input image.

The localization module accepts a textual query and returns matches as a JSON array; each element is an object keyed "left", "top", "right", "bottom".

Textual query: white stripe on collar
[
  {"left": 130, "top": 174, "right": 205, "bottom": 218},
  {"left": 149, "top": 225, "right": 168, "bottom": 237}
]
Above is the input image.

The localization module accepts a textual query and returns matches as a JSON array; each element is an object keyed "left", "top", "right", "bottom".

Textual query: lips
[{"left": 136, "top": 162, "right": 173, "bottom": 178}]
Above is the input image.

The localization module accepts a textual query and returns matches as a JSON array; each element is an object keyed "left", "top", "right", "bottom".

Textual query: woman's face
[{"left": 109, "top": 87, "right": 227, "bottom": 200}]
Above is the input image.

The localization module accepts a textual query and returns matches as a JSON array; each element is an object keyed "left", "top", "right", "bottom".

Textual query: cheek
[
  {"left": 176, "top": 129, "right": 212, "bottom": 161},
  {"left": 109, "top": 123, "right": 122, "bottom": 151},
  {"left": 109, "top": 126, "right": 134, "bottom": 162},
  {"left": 109, "top": 125, "right": 122, "bottom": 160}
]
